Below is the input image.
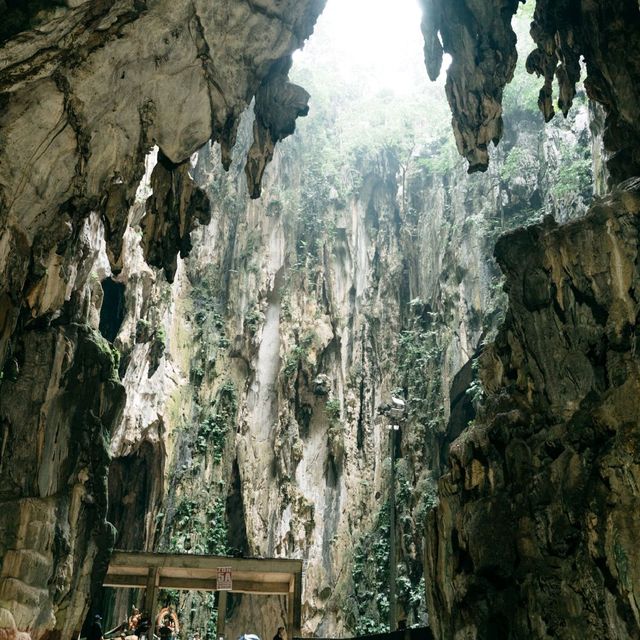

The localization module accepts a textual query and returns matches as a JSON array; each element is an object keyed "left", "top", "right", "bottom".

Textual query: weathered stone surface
[
  {"left": 425, "top": 179, "right": 640, "bottom": 639},
  {"left": 526, "top": 0, "right": 640, "bottom": 186},
  {"left": 1, "top": 1, "right": 639, "bottom": 639},
  {"left": 245, "top": 60, "right": 311, "bottom": 198},
  {"left": 0, "top": 3, "right": 323, "bottom": 634},
  {"left": 421, "top": 0, "right": 640, "bottom": 184},
  {"left": 419, "top": 0, "right": 520, "bottom": 172},
  {"left": 90, "top": 63, "right": 594, "bottom": 635},
  {"left": 141, "top": 151, "right": 210, "bottom": 282},
  {"left": 0, "top": 324, "right": 124, "bottom": 639},
  {"left": 0, "top": 0, "right": 325, "bottom": 366}
]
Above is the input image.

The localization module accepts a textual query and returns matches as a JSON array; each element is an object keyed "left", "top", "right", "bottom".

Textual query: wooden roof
[{"left": 104, "top": 550, "right": 303, "bottom": 595}]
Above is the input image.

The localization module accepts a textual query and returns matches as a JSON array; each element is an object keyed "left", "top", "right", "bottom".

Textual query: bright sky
[{"left": 293, "top": 0, "right": 430, "bottom": 95}]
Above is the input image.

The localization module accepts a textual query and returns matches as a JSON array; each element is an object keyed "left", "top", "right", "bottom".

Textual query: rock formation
[
  {"left": 87, "top": 37, "right": 595, "bottom": 637},
  {"left": 0, "top": 0, "right": 324, "bottom": 365},
  {"left": 421, "top": 0, "right": 640, "bottom": 184},
  {"left": 0, "top": 322, "right": 124, "bottom": 638},
  {"left": 1, "top": 0, "right": 640, "bottom": 639},
  {"left": 426, "top": 180, "right": 640, "bottom": 638},
  {"left": 0, "top": 1, "right": 323, "bottom": 637},
  {"left": 420, "top": 0, "right": 520, "bottom": 172},
  {"left": 417, "top": 2, "right": 640, "bottom": 639}
]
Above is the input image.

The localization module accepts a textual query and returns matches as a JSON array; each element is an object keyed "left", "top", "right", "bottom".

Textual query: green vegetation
[
  {"left": 159, "top": 488, "right": 228, "bottom": 637},
  {"left": 203, "top": 497, "right": 229, "bottom": 554},
  {"left": 195, "top": 380, "right": 237, "bottom": 462},
  {"left": 135, "top": 318, "right": 152, "bottom": 341},
  {"left": 155, "top": 327, "right": 167, "bottom": 347},
  {"left": 191, "top": 265, "right": 225, "bottom": 330},
  {"left": 500, "top": 146, "right": 538, "bottom": 183},
  {"left": 189, "top": 264, "right": 229, "bottom": 382},
  {"left": 283, "top": 332, "right": 315, "bottom": 380},
  {"left": 167, "top": 492, "right": 228, "bottom": 555},
  {"left": 348, "top": 484, "right": 427, "bottom": 633},
  {"left": 349, "top": 502, "right": 391, "bottom": 635},
  {"left": 397, "top": 322, "right": 446, "bottom": 432},
  {"left": 416, "top": 136, "right": 460, "bottom": 178},
  {"left": 326, "top": 397, "right": 340, "bottom": 420},
  {"left": 91, "top": 328, "right": 122, "bottom": 380},
  {"left": 244, "top": 308, "right": 263, "bottom": 334},
  {"left": 415, "top": 473, "right": 439, "bottom": 528},
  {"left": 325, "top": 396, "right": 345, "bottom": 463},
  {"left": 551, "top": 144, "right": 592, "bottom": 201}
]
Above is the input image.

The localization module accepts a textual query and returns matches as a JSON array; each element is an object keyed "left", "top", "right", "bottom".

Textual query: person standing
[
  {"left": 272, "top": 626, "right": 286, "bottom": 640},
  {"left": 128, "top": 607, "right": 141, "bottom": 633},
  {"left": 88, "top": 615, "right": 104, "bottom": 640}
]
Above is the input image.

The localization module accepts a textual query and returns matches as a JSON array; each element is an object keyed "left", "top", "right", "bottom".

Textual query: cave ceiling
[
  {"left": 420, "top": 0, "right": 640, "bottom": 184},
  {"left": 1, "top": 0, "right": 640, "bottom": 639}
]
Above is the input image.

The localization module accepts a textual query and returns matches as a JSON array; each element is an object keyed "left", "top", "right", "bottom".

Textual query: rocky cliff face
[
  {"left": 420, "top": 0, "right": 640, "bottom": 185},
  {"left": 0, "top": 0, "right": 323, "bottom": 344},
  {"left": 0, "top": 0, "right": 324, "bottom": 365},
  {"left": 426, "top": 179, "right": 640, "bottom": 639},
  {"left": 417, "top": 1, "right": 640, "bottom": 639},
  {"left": 92, "top": 28, "right": 595, "bottom": 638},
  {"left": 1, "top": 0, "right": 640, "bottom": 639},
  {"left": 0, "top": 1, "right": 323, "bottom": 637},
  {"left": 0, "top": 321, "right": 125, "bottom": 638}
]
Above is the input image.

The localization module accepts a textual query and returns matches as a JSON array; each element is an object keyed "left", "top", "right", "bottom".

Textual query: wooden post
[
  {"left": 216, "top": 590, "right": 228, "bottom": 640},
  {"left": 292, "top": 570, "right": 302, "bottom": 638},
  {"left": 287, "top": 578, "right": 295, "bottom": 640},
  {"left": 143, "top": 568, "right": 159, "bottom": 626}
]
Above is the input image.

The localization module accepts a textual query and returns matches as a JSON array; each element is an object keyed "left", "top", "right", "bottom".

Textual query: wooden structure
[
  {"left": 104, "top": 551, "right": 303, "bottom": 638},
  {"left": 300, "top": 629, "right": 433, "bottom": 640}
]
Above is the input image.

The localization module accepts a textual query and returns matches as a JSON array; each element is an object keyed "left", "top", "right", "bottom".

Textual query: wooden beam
[
  {"left": 158, "top": 578, "right": 291, "bottom": 594},
  {"left": 104, "top": 574, "right": 291, "bottom": 595},
  {"left": 287, "top": 588, "right": 294, "bottom": 640},
  {"left": 109, "top": 551, "right": 302, "bottom": 575},
  {"left": 292, "top": 570, "right": 303, "bottom": 638},
  {"left": 103, "top": 575, "right": 147, "bottom": 588},
  {"left": 216, "top": 590, "right": 227, "bottom": 640}
]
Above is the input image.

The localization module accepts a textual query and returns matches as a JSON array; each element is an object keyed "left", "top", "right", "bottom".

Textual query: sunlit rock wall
[
  {"left": 94, "top": 84, "right": 594, "bottom": 639},
  {"left": 0, "top": 0, "right": 633, "bottom": 638},
  {"left": 0, "top": 1, "right": 324, "bottom": 637}
]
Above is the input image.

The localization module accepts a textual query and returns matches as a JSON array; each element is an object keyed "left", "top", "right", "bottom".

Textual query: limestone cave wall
[
  {"left": 0, "top": 1, "right": 323, "bottom": 637},
  {"left": 1, "top": 0, "right": 640, "bottom": 639},
  {"left": 419, "top": 1, "right": 640, "bottom": 639},
  {"left": 88, "top": 59, "right": 594, "bottom": 639},
  {"left": 425, "top": 180, "right": 640, "bottom": 639}
]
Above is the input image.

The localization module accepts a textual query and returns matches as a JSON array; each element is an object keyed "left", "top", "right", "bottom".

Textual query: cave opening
[
  {"left": 2, "top": 0, "right": 634, "bottom": 635},
  {"left": 90, "top": 442, "right": 164, "bottom": 632},
  {"left": 107, "top": 441, "right": 162, "bottom": 551},
  {"left": 99, "top": 277, "right": 126, "bottom": 343}
]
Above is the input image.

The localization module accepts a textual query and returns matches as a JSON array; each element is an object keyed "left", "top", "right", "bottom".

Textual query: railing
[{"left": 293, "top": 627, "right": 434, "bottom": 640}]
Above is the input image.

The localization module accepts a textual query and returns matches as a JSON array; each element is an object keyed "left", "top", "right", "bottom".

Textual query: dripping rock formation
[
  {"left": 0, "top": 1, "right": 323, "bottom": 637},
  {"left": 0, "top": 0, "right": 324, "bottom": 362},
  {"left": 421, "top": 0, "right": 640, "bottom": 184},
  {"left": 0, "top": 0, "right": 640, "bottom": 639}
]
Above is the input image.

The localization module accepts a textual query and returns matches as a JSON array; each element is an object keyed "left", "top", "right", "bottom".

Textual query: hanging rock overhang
[{"left": 419, "top": 0, "right": 640, "bottom": 184}]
